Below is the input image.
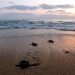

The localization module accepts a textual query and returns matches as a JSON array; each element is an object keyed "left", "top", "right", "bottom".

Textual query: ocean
[{"left": 0, "top": 19, "right": 75, "bottom": 31}]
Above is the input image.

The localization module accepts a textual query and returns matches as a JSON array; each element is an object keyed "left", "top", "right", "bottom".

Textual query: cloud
[
  {"left": 4, "top": 5, "right": 38, "bottom": 10},
  {"left": 1, "top": 4, "right": 74, "bottom": 11},
  {"left": 55, "top": 4, "right": 74, "bottom": 8},
  {"left": 29, "top": 6, "right": 38, "bottom": 10},
  {"left": 39, "top": 4, "right": 54, "bottom": 9},
  {"left": 4, "top": 5, "right": 29, "bottom": 10},
  {"left": 46, "top": 10, "right": 55, "bottom": 13},
  {"left": 56, "top": 10, "right": 71, "bottom": 14},
  {"left": 0, "top": 8, "right": 3, "bottom": 10},
  {"left": 39, "top": 4, "right": 74, "bottom": 9},
  {"left": 55, "top": 10, "right": 66, "bottom": 12},
  {"left": 47, "top": 10, "right": 72, "bottom": 14},
  {"left": 9, "top": 1, "right": 14, "bottom": 4},
  {"left": 58, "top": 12, "right": 71, "bottom": 14}
]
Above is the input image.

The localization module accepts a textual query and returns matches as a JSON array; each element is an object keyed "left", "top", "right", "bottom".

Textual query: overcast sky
[{"left": 0, "top": 0, "right": 75, "bottom": 19}]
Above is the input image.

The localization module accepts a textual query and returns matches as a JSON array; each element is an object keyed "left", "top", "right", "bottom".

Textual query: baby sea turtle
[
  {"left": 15, "top": 60, "right": 40, "bottom": 69},
  {"left": 15, "top": 60, "right": 29, "bottom": 69},
  {"left": 47, "top": 40, "right": 54, "bottom": 43},
  {"left": 30, "top": 42, "right": 38, "bottom": 47}
]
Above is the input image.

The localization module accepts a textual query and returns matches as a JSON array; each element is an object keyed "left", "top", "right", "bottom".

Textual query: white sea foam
[{"left": 0, "top": 19, "right": 75, "bottom": 31}]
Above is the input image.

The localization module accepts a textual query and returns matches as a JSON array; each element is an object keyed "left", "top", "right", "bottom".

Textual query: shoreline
[
  {"left": 0, "top": 29, "right": 75, "bottom": 37},
  {"left": 0, "top": 29, "right": 75, "bottom": 75}
]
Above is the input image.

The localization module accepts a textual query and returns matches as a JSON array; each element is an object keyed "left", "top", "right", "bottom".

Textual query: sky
[{"left": 0, "top": 0, "right": 75, "bottom": 19}]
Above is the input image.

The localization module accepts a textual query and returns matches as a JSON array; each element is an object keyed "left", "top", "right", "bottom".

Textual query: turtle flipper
[
  {"left": 29, "top": 63, "right": 40, "bottom": 67},
  {"left": 15, "top": 65, "right": 20, "bottom": 67}
]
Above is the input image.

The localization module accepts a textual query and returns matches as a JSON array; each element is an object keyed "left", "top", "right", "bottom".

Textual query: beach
[{"left": 0, "top": 29, "right": 75, "bottom": 75}]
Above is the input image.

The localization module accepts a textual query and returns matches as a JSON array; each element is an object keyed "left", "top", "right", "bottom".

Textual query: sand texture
[{"left": 0, "top": 29, "right": 75, "bottom": 75}]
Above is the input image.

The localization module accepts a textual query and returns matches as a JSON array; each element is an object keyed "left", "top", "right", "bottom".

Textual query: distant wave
[{"left": 0, "top": 20, "right": 75, "bottom": 31}]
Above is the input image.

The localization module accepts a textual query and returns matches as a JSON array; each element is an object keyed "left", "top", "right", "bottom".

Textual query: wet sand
[{"left": 0, "top": 29, "right": 75, "bottom": 75}]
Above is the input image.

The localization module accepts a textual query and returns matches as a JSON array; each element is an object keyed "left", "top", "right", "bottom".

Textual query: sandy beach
[{"left": 0, "top": 29, "right": 75, "bottom": 75}]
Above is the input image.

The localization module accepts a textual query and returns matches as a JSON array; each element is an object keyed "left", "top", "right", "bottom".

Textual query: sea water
[{"left": 0, "top": 19, "right": 75, "bottom": 31}]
